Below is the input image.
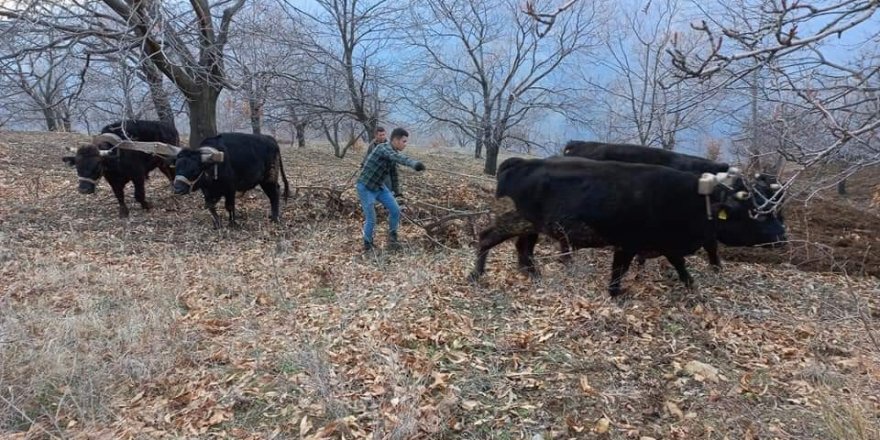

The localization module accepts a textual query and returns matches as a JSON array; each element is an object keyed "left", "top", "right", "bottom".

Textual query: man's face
[
  {"left": 376, "top": 130, "right": 387, "bottom": 143},
  {"left": 391, "top": 135, "right": 408, "bottom": 151}
]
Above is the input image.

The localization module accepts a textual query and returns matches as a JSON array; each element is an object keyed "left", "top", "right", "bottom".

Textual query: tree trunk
[
  {"left": 59, "top": 108, "right": 71, "bottom": 132},
  {"left": 474, "top": 136, "right": 483, "bottom": 159},
  {"left": 186, "top": 88, "right": 220, "bottom": 148},
  {"left": 42, "top": 107, "right": 58, "bottom": 131},
  {"left": 295, "top": 122, "right": 307, "bottom": 148},
  {"left": 837, "top": 179, "right": 847, "bottom": 196},
  {"left": 142, "top": 61, "right": 176, "bottom": 130},
  {"left": 483, "top": 137, "right": 500, "bottom": 175},
  {"left": 249, "top": 97, "right": 262, "bottom": 135}
]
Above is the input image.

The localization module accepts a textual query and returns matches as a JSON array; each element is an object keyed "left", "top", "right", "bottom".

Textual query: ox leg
[
  {"left": 665, "top": 255, "right": 694, "bottom": 289},
  {"left": 515, "top": 233, "right": 540, "bottom": 277},
  {"left": 609, "top": 249, "right": 636, "bottom": 297},
  {"left": 260, "top": 181, "right": 281, "bottom": 223},
  {"left": 159, "top": 162, "right": 175, "bottom": 183},
  {"left": 632, "top": 253, "right": 647, "bottom": 280},
  {"left": 704, "top": 240, "right": 722, "bottom": 272},
  {"left": 468, "top": 212, "right": 532, "bottom": 282},
  {"left": 225, "top": 193, "right": 237, "bottom": 228},
  {"left": 558, "top": 241, "right": 573, "bottom": 265},
  {"left": 133, "top": 175, "right": 152, "bottom": 211},
  {"left": 205, "top": 193, "right": 222, "bottom": 229},
  {"left": 111, "top": 182, "right": 130, "bottom": 218}
]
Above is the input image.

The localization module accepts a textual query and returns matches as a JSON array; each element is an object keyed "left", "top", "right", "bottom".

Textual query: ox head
[
  {"left": 61, "top": 144, "right": 114, "bottom": 194},
  {"left": 710, "top": 172, "right": 787, "bottom": 248},
  {"left": 172, "top": 147, "right": 224, "bottom": 195}
]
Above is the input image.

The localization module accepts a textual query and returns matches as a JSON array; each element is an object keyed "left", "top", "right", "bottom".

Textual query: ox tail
[{"left": 279, "top": 155, "right": 290, "bottom": 200}]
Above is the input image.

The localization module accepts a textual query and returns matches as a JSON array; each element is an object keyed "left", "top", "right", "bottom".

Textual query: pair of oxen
[
  {"left": 62, "top": 120, "right": 289, "bottom": 229},
  {"left": 469, "top": 141, "right": 787, "bottom": 297}
]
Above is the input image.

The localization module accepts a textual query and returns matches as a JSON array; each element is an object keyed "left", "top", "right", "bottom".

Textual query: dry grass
[{"left": 0, "top": 131, "right": 878, "bottom": 438}]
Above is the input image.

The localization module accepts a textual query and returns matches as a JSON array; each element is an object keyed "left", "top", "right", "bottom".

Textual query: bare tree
[
  {"left": 227, "top": 2, "right": 296, "bottom": 136},
  {"left": 579, "top": 0, "right": 720, "bottom": 151},
  {"left": 0, "top": 0, "right": 249, "bottom": 147},
  {"left": 406, "top": 0, "right": 601, "bottom": 175},
  {"left": 669, "top": 0, "right": 880, "bottom": 204},
  {"left": 279, "top": 0, "right": 400, "bottom": 142},
  {"left": 0, "top": 27, "right": 90, "bottom": 132}
]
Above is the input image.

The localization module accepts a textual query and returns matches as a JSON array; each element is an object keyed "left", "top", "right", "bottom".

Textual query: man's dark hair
[
  {"left": 390, "top": 128, "right": 408, "bottom": 141},
  {"left": 376, "top": 126, "right": 386, "bottom": 133}
]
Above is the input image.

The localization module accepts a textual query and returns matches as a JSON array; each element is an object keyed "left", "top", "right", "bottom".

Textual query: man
[
  {"left": 360, "top": 126, "right": 393, "bottom": 193},
  {"left": 356, "top": 127, "right": 426, "bottom": 253}
]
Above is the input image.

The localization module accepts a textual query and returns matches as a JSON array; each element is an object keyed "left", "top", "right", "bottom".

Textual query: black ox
[
  {"left": 62, "top": 120, "right": 179, "bottom": 217},
  {"left": 172, "top": 133, "right": 290, "bottom": 228},
  {"left": 472, "top": 157, "right": 787, "bottom": 297},
  {"left": 562, "top": 140, "right": 730, "bottom": 174}
]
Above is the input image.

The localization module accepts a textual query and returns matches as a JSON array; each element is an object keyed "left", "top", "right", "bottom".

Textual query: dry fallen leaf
[
  {"left": 665, "top": 401, "right": 684, "bottom": 419},
  {"left": 461, "top": 400, "right": 480, "bottom": 411},
  {"left": 685, "top": 360, "right": 720, "bottom": 383},
  {"left": 594, "top": 417, "right": 610, "bottom": 434},
  {"left": 300, "top": 415, "right": 312, "bottom": 437},
  {"left": 579, "top": 375, "right": 594, "bottom": 395}
]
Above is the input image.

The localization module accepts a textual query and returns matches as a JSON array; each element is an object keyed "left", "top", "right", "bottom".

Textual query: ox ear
[{"left": 62, "top": 156, "right": 76, "bottom": 167}]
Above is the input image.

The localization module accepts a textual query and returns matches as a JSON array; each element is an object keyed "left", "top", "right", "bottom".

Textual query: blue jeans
[{"left": 356, "top": 182, "right": 400, "bottom": 243}]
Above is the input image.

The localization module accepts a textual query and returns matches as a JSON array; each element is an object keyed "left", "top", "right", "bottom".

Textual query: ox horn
[
  {"left": 698, "top": 173, "right": 717, "bottom": 195},
  {"left": 770, "top": 183, "right": 781, "bottom": 190},
  {"left": 728, "top": 167, "right": 741, "bottom": 175},
  {"left": 734, "top": 190, "right": 750, "bottom": 200},
  {"left": 198, "top": 147, "right": 224, "bottom": 163},
  {"left": 715, "top": 171, "right": 736, "bottom": 187}
]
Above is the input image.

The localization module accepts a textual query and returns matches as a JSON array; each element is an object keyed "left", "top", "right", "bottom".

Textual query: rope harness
[{"left": 174, "top": 171, "right": 206, "bottom": 192}]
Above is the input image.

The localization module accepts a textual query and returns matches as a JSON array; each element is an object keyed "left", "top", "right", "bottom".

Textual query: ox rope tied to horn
[
  {"left": 199, "top": 147, "right": 223, "bottom": 180},
  {"left": 698, "top": 168, "right": 741, "bottom": 221}
]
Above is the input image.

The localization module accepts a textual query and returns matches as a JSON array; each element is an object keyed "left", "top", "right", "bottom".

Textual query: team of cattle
[{"left": 61, "top": 120, "right": 788, "bottom": 297}]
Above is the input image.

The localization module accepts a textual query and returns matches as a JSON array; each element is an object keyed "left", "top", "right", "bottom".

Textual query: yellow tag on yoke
[{"left": 718, "top": 209, "right": 728, "bottom": 220}]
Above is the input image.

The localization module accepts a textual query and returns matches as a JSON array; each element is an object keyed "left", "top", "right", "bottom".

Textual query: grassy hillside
[{"left": 1, "top": 131, "right": 878, "bottom": 439}]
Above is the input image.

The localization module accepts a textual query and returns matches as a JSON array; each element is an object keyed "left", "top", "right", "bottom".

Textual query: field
[{"left": 1, "top": 131, "right": 879, "bottom": 439}]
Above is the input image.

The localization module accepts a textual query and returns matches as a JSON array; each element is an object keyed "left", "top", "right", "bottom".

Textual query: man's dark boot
[
  {"left": 363, "top": 240, "right": 375, "bottom": 254},
  {"left": 386, "top": 231, "right": 403, "bottom": 252}
]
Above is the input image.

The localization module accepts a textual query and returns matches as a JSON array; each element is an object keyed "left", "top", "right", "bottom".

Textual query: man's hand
[{"left": 414, "top": 162, "right": 426, "bottom": 172}]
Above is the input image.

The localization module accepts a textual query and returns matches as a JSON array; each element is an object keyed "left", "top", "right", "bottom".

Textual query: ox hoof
[
  {"left": 118, "top": 209, "right": 130, "bottom": 218},
  {"left": 518, "top": 268, "right": 541, "bottom": 279},
  {"left": 140, "top": 201, "right": 153, "bottom": 210},
  {"left": 466, "top": 271, "right": 482, "bottom": 283},
  {"left": 608, "top": 287, "right": 627, "bottom": 298}
]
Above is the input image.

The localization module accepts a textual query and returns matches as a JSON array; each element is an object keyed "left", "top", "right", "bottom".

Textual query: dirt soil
[
  {"left": 724, "top": 195, "right": 880, "bottom": 278},
  {"left": 1, "top": 131, "right": 878, "bottom": 439}
]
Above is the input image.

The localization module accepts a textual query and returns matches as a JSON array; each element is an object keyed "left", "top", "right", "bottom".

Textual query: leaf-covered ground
[{"left": 1, "top": 131, "right": 878, "bottom": 439}]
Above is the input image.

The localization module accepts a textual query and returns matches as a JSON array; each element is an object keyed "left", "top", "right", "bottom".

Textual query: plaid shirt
[{"left": 357, "top": 142, "right": 419, "bottom": 193}]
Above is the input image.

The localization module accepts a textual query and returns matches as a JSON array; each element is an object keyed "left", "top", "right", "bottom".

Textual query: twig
[
  {"left": 422, "top": 210, "right": 490, "bottom": 232},
  {"left": 426, "top": 168, "right": 495, "bottom": 183},
  {"left": 401, "top": 211, "right": 470, "bottom": 254},
  {"left": 839, "top": 245, "right": 879, "bottom": 352}
]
